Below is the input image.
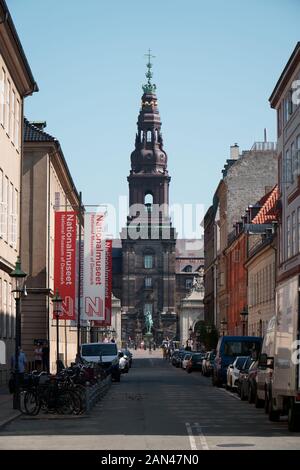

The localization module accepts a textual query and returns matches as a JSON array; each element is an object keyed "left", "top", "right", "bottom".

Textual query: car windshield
[
  {"left": 235, "top": 357, "right": 249, "bottom": 369},
  {"left": 81, "top": 344, "right": 117, "bottom": 357},
  {"left": 224, "top": 341, "right": 261, "bottom": 357}
]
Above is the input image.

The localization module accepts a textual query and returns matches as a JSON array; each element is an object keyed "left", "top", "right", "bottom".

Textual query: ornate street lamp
[
  {"left": 220, "top": 318, "right": 228, "bottom": 336},
  {"left": 10, "top": 257, "right": 27, "bottom": 410},
  {"left": 52, "top": 290, "right": 63, "bottom": 374},
  {"left": 240, "top": 306, "right": 248, "bottom": 336}
]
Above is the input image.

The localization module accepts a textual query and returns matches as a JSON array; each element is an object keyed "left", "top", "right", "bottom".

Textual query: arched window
[
  {"left": 183, "top": 265, "right": 193, "bottom": 273},
  {"left": 140, "top": 131, "right": 143, "bottom": 143},
  {"left": 144, "top": 193, "right": 153, "bottom": 213},
  {"left": 155, "top": 129, "right": 159, "bottom": 142},
  {"left": 147, "top": 130, "right": 152, "bottom": 142},
  {"left": 144, "top": 255, "right": 153, "bottom": 269}
]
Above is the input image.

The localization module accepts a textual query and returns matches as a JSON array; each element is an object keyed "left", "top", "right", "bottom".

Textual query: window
[
  {"left": 146, "top": 130, "right": 152, "bottom": 142},
  {"left": 3, "top": 176, "right": 8, "bottom": 241},
  {"left": 285, "top": 149, "right": 292, "bottom": 184},
  {"left": 144, "top": 255, "right": 153, "bottom": 269},
  {"left": 183, "top": 265, "right": 193, "bottom": 272},
  {"left": 144, "top": 277, "right": 152, "bottom": 288},
  {"left": 5, "top": 79, "right": 10, "bottom": 134},
  {"left": 0, "top": 68, "right": 5, "bottom": 126},
  {"left": 15, "top": 99, "right": 20, "bottom": 150},
  {"left": 287, "top": 215, "right": 291, "bottom": 258},
  {"left": 8, "top": 182, "right": 13, "bottom": 246},
  {"left": 0, "top": 169, "right": 4, "bottom": 237},
  {"left": 292, "top": 211, "right": 296, "bottom": 256},
  {"left": 186, "top": 278, "right": 193, "bottom": 289},
  {"left": 298, "top": 208, "right": 300, "bottom": 253},
  {"left": 3, "top": 280, "right": 7, "bottom": 337},
  {"left": 10, "top": 90, "right": 15, "bottom": 143},
  {"left": 291, "top": 142, "right": 297, "bottom": 179},
  {"left": 12, "top": 189, "right": 18, "bottom": 249},
  {"left": 144, "top": 303, "right": 152, "bottom": 315}
]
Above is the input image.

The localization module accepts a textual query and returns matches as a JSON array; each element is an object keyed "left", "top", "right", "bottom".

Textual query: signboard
[
  {"left": 82, "top": 213, "right": 106, "bottom": 320},
  {"left": 94, "top": 238, "right": 112, "bottom": 327},
  {"left": 54, "top": 211, "right": 77, "bottom": 320}
]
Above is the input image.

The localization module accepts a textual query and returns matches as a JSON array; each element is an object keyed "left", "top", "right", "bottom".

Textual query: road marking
[
  {"left": 185, "top": 422, "right": 197, "bottom": 450},
  {"left": 194, "top": 422, "right": 209, "bottom": 450},
  {"left": 218, "top": 388, "right": 241, "bottom": 401}
]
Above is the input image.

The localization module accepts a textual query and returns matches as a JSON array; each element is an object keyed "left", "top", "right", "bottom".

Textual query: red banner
[
  {"left": 94, "top": 239, "right": 112, "bottom": 327},
  {"left": 54, "top": 211, "right": 77, "bottom": 320}
]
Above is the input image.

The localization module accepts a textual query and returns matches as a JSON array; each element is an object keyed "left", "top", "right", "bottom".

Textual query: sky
[{"left": 7, "top": 0, "right": 300, "bottom": 231}]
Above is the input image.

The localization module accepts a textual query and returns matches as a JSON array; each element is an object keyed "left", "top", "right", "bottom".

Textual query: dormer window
[{"left": 183, "top": 265, "right": 193, "bottom": 273}]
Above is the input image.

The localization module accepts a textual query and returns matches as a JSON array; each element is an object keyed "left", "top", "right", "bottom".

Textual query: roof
[
  {"left": 269, "top": 42, "right": 300, "bottom": 108},
  {"left": 252, "top": 185, "right": 279, "bottom": 224},
  {"left": 24, "top": 119, "right": 56, "bottom": 142},
  {"left": 0, "top": 0, "right": 38, "bottom": 94}
]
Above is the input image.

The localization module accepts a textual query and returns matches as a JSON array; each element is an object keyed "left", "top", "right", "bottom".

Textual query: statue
[{"left": 144, "top": 310, "right": 153, "bottom": 334}]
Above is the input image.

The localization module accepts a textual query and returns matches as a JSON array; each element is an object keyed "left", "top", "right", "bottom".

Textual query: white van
[
  {"left": 255, "top": 316, "right": 276, "bottom": 406},
  {"left": 261, "top": 276, "right": 300, "bottom": 431},
  {"left": 81, "top": 342, "right": 119, "bottom": 369}
]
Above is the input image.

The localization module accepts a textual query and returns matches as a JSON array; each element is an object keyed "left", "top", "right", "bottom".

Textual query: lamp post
[
  {"left": 10, "top": 257, "right": 27, "bottom": 410},
  {"left": 52, "top": 290, "right": 63, "bottom": 374},
  {"left": 240, "top": 306, "right": 248, "bottom": 336},
  {"left": 220, "top": 318, "right": 227, "bottom": 336}
]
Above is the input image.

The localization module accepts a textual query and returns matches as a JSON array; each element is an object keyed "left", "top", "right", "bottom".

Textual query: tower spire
[{"left": 142, "top": 49, "right": 156, "bottom": 94}]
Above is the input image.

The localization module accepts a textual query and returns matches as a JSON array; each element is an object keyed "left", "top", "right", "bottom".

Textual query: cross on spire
[{"left": 142, "top": 49, "right": 157, "bottom": 94}]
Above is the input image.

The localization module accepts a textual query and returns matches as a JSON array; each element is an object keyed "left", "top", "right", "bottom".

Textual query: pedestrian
[
  {"left": 34, "top": 342, "right": 43, "bottom": 371},
  {"left": 10, "top": 347, "right": 27, "bottom": 392},
  {"left": 42, "top": 341, "right": 49, "bottom": 373}
]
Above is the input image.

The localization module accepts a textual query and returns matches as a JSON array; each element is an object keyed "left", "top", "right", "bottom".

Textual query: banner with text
[
  {"left": 54, "top": 211, "right": 77, "bottom": 320},
  {"left": 82, "top": 212, "right": 106, "bottom": 320},
  {"left": 94, "top": 239, "right": 112, "bottom": 326}
]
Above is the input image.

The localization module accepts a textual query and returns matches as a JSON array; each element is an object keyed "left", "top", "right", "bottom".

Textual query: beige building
[
  {"left": 0, "top": 0, "right": 37, "bottom": 384},
  {"left": 21, "top": 120, "right": 81, "bottom": 372}
]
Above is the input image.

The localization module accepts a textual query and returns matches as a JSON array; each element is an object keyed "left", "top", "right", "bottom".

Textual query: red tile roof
[{"left": 252, "top": 185, "right": 279, "bottom": 224}]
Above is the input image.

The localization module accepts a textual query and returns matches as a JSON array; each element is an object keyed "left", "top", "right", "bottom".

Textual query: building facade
[
  {"left": 0, "top": 0, "right": 37, "bottom": 384},
  {"left": 21, "top": 120, "right": 81, "bottom": 372}
]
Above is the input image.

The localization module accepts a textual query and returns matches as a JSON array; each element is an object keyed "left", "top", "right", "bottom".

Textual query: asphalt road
[{"left": 0, "top": 350, "right": 300, "bottom": 450}]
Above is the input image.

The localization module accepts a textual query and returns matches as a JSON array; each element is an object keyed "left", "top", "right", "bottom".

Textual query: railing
[
  {"left": 85, "top": 374, "right": 111, "bottom": 412},
  {"left": 251, "top": 142, "right": 277, "bottom": 152}
]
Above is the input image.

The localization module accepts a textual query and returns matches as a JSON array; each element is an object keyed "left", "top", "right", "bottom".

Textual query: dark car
[
  {"left": 186, "top": 352, "right": 206, "bottom": 373},
  {"left": 172, "top": 350, "right": 186, "bottom": 368},
  {"left": 202, "top": 351, "right": 216, "bottom": 377},
  {"left": 212, "top": 336, "right": 262, "bottom": 386}
]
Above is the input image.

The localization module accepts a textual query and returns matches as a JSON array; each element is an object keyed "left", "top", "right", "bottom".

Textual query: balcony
[{"left": 251, "top": 142, "right": 277, "bottom": 152}]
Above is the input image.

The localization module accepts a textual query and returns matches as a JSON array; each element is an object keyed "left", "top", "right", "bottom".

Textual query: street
[{"left": 0, "top": 350, "right": 300, "bottom": 450}]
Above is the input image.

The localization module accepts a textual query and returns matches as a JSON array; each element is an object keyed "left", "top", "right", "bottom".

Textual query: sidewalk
[{"left": 0, "top": 387, "right": 21, "bottom": 428}]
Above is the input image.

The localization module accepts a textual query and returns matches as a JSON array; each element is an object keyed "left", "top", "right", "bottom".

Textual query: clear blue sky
[{"left": 7, "top": 0, "right": 300, "bottom": 221}]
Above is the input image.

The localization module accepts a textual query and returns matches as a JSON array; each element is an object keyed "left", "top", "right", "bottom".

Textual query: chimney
[
  {"left": 30, "top": 121, "right": 47, "bottom": 131},
  {"left": 230, "top": 143, "right": 239, "bottom": 160}
]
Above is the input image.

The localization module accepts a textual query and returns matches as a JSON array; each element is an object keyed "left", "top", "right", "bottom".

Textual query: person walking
[{"left": 34, "top": 343, "right": 43, "bottom": 371}]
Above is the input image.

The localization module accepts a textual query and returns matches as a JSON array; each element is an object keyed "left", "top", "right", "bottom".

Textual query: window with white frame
[
  {"left": 292, "top": 211, "right": 296, "bottom": 256},
  {"left": 287, "top": 216, "right": 291, "bottom": 258},
  {"left": 3, "top": 280, "right": 7, "bottom": 337},
  {"left": 285, "top": 149, "right": 292, "bottom": 184},
  {"left": 0, "top": 68, "right": 5, "bottom": 126},
  {"left": 3, "top": 176, "right": 8, "bottom": 242},
  {"left": 144, "top": 277, "right": 152, "bottom": 288},
  {"left": 5, "top": 78, "right": 10, "bottom": 134},
  {"left": 15, "top": 99, "right": 20, "bottom": 150},
  {"left": 10, "top": 90, "right": 15, "bottom": 143},
  {"left": 8, "top": 282, "right": 12, "bottom": 338},
  {"left": 291, "top": 142, "right": 297, "bottom": 179},
  {"left": 0, "top": 169, "right": 4, "bottom": 238}
]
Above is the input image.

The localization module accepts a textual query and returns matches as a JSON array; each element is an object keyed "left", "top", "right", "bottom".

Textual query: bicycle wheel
[
  {"left": 70, "top": 390, "right": 83, "bottom": 415},
  {"left": 56, "top": 390, "right": 74, "bottom": 415},
  {"left": 24, "top": 390, "right": 40, "bottom": 415}
]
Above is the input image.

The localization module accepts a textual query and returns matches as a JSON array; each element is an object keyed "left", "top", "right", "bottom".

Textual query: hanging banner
[
  {"left": 94, "top": 238, "right": 112, "bottom": 327},
  {"left": 82, "top": 212, "right": 106, "bottom": 320},
  {"left": 54, "top": 211, "right": 77, "bottom": 320}
]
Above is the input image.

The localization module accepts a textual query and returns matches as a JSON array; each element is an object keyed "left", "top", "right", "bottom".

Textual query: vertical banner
[
  {"left": 54, "top": 211, "right": 77, "bottom": 320},
  {"left": 82, "top": 213, "right": 106, "bottom": 320},
  {"left": 94, "top": 238, "right": 112, "bottom": 327}
]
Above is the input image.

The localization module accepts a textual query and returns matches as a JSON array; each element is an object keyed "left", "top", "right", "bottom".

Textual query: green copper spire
[{"left": 142, "top": 49, "right": 157, "bottom": 94}]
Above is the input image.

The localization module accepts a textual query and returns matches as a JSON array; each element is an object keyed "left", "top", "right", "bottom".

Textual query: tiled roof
[
  {"left": 252, "top": 185, "right": 279, "bottom": 224},
  {"left": 24, "top": 118, "right": 56, "bottom": 142}
]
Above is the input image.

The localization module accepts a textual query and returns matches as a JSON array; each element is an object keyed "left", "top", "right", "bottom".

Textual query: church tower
[{"left": 121, "top": 52, "right": 177, "bottom": 344}]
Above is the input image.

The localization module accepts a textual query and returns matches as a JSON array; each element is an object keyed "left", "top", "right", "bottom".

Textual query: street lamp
[
  {"left": 52, "top": 290, "right": 63, "bottom": 374},
  {"left": 220, "top": 318, "right": 227, "bottom": 336},
  {"left": 10, "top": 257, "right": 27, "bottom": 410},
  {"left": 240, "top": 306, "right": 248, "bottom": 336}
]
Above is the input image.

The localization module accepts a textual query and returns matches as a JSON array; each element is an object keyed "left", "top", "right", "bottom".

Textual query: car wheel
[
  {"left": 288, "top": 401, "right": 300, "bottom": 432},
  {"left": 268, "top": 393, "right": 280, "bottom": 422}
]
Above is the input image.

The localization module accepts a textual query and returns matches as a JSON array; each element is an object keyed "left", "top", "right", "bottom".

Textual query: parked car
[
  {"left": 173, "top": 350, "right": 187, "bottom": 368},
  {"left": 226, "top": 356, "right": 250, "bottom": 391},
  {"left": 81, "top": 342, "right": 121, "bottom": 381},
  {"left": 186, "top": 352, "right": 205, "bottom": 373},
  {"left": 202, "top": 351, "right": 216, "bottom": 377},
  {"left": 121, "top": 349, "right": 133, "bottom": 368},
  {"left": 212, "top": 336, "right": 262, "bottom": 387},
  {"left": 236, "top": 357, "right": 255, "bottom": 399},
  {"left": 182, "top": 353, "right": 193, "bottom": 369}
]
